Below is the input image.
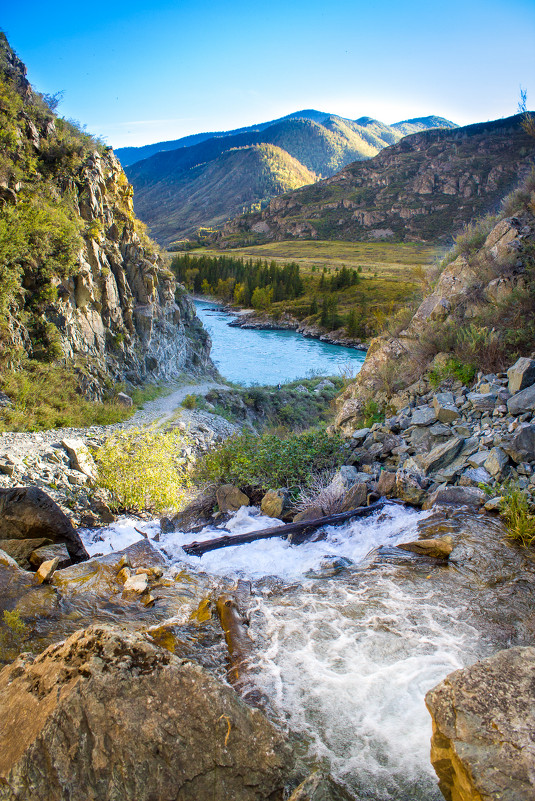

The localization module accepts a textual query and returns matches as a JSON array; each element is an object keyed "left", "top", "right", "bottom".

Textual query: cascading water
[{"left": 80, "top": 503, "right": 535, "bottom": 800}]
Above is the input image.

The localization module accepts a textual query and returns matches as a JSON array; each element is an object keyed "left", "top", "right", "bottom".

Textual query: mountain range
[
  {"left": 120, "top": 112, "right": 457, "bottom": 245},
  {"left": 216, "top": 114, "right": 535, "bottom": 246}
]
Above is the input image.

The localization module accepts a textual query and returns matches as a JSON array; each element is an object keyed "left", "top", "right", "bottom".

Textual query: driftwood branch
[{"left": 182, "top": 500, "right": 385, "bottom": 557}]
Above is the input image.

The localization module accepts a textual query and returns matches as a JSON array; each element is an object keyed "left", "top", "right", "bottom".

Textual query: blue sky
[{"left": 2, "top": 0, "right": 535, "bottom": 148}]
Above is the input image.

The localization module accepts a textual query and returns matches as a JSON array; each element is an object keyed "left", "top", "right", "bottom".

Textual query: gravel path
[{"left": 126, "top": 381, "right": 230, "bottom": 428}]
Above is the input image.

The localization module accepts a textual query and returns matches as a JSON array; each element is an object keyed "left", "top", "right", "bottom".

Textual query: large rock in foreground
[
  {"left": 0, "top": 625, "right": 293, "bottom": 801},
  {"left": 0, "top": 487, "right": 88, "bottom": 565},
  {"left": 425, "top": 646, "right": 535, "bottom": 801}
]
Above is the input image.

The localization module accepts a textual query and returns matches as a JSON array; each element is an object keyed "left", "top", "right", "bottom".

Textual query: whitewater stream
[{"left": 78, "top": 502, "right": 535, "bottom": 801}]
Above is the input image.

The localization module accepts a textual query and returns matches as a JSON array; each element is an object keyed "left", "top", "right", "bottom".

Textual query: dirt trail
[{"left": 125, "top": 381, "right": 231, "bottom": 428}]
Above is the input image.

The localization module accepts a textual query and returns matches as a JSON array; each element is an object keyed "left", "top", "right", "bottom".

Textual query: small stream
[
  {"left": 77, "top": 503, "right": 535, "bottom": 801},
  {"left": 194, "top": 299, "right": 366, "bottom": 385}
]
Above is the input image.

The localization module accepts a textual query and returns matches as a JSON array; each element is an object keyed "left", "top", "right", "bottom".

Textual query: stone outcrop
[
  {"left": 425, "top": 647, "right": 535, "bottom": 801},
  {"left": 0, "top": 625, "right": 293, "bottom": 801}
]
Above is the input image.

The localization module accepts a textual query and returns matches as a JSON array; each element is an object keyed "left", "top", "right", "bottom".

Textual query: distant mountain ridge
[
  {"left": 216, "top": 114, "right": 535, "bottom": 246},
  {"left": 116, "top": 111, "right": 456, "bottom": 167},
  {"left": 123, "top": 110, "right": 457, "bottom": 245}
]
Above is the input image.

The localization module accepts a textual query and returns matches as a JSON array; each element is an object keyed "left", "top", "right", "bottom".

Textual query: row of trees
[{"left": 171, "top": 253, "right": 304, "bottom": 309}]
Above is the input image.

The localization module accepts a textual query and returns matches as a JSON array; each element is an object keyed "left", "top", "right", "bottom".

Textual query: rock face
[
  {"left": 0, "top": 625, "right": 293, "bottom": 801},
  {"left": 425, "top": 647, "right": 535, "bottom": 801},
  {"left": 0, "top": 487, "right": 88, "bottom": 564},
  {"left": 0, "top": 35, "right": 212, "bottom": 398}
]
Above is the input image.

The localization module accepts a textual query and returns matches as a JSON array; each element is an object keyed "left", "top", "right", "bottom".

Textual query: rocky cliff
[
  {"left": 0, "top": 34, "right": 211, "bottom": 398},
  {"left": 335, "top": 175, "right": 535, "bottom": 431},
  {"left": 217, "top": 115, "right": 534, "bottom": 246}
]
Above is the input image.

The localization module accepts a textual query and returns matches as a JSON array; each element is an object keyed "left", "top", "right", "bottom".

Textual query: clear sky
[{"left": 2, "top": 0, "right": 535, "bottom": 149}]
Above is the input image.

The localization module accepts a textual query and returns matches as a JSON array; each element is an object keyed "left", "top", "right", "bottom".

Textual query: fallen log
[{"left": 182, "top": 499, "right": 386, "bottom": 557}]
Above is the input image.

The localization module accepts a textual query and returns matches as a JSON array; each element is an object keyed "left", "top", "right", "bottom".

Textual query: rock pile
[{"left": 332, "top": 357, "right": 535, "bottom": 511}]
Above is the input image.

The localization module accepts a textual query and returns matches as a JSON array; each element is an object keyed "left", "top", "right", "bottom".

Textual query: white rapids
[{"left": 81, "top": 503, "right": 483, "bottom": 800}]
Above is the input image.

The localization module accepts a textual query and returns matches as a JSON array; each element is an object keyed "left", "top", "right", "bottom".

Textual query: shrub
[
  {"left": 498, "top": 483, "right": 535, "bottom": 547},
  {"left": 181, "top": 394, "right": 197, "bottom": 410},
  {"left": 0, "top": 609, "right": 28, "bottom": 661},
  {"left": 428, "top": 357, "right": 476, "bottom": 388},
  {"left": 194, "top": 427, "right": 346, "bottom": 493},
  {"left": 94, "top": 428, "right": 192, "bottom": 513}
]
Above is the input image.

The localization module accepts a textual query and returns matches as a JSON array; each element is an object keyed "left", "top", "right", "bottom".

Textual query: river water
[
  {"left": 194, "top": 299, "right": 365, "bottom": 385},
  {"left": 79, "top": 504, "right": 534, "bottom": 800}
]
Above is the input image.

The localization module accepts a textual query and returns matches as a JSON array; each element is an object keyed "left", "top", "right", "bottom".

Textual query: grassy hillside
[
  {"left": 174, "top": 240, "right": 439, "bottom": 340},
  {"left": 126, "top": 114, "right": 457, "bottom": 245},
  {"left": 131, "top": 144, "right": 317, "bottom": 245},
  {"left": 217, "top": 114, "right": 535, "bottom": 247}
]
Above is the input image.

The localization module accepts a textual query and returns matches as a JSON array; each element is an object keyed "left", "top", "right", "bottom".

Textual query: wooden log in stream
[{"left": 182, "top": 499, "right": 386, "bottom": 557}]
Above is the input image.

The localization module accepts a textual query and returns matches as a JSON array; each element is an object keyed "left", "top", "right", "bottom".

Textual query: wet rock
[
  {"left": 288, "top": 771, "right": 356, "bottom": 800},
  {"left": 397, "top": 536, "right": 453, "bottom": 559},
  {"left": 216, "top": 484, "right": 250, "bottom": 513},
  {"left": 0, "top": 537, "right": 53, "bottom": 569},
  {"left": 508, "top": 383, "right": 535, "bottom": 415},
  {"left": 122, "top": 572, "right": 149, "bottom": 598},
  {"left": 0, "top": 487, "right": 88, "bottom": 564},
  {"left": 484, "top": 496, "right": 504, "bottom": 512},
  {"left": 423, "top": 486, "right": 486, "bottom": 510},
  {"left": 0, "top": 625, "right": 293, "bottom": 801},
  {"left": 0, "top": 548, "right": 20, "bottom": 570},
  {"left": 261, "top": 488, "right": 290, "bottom": 519},
  {"left": 29, "top": 543, "right": 71, "bottom": 569},
  {"left": 507, "top": 356, "right": 535, "bottom": 394},
  {"left": 426, "top": 646, "right": 535, "bottom": 801},
  {"left": 34, "top": 556, "right": 60, "bottom": 584}
]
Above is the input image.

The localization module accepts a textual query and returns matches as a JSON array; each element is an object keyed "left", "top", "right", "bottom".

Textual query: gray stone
[
  {"left": 61, "top": 438, "right": 97, "bottom": 480},
  {"left": 395, "top": 471, "right": 428, "bottom": 506},
  {"left": 459, "top": 467, "right": 492, "bottom": 486},
  {"left": 351, "top": 427, "right": 371, "bottom": 442},
  {"left": 506, "top": 423, "right": 535, "bottom": 463},
  {"left": 338, "top": 482, "right": 368, "bottom": 511},
  {"left": 421, "top": 437, "right": 465, "bottom": 476},
  {"left": 0, "top": 625, "right": 293, "bottom": 801},
  {"left": 426, "top": 646, "right": 535, "bottom": 801},
  {"left": 411, "top": 406, "right": 436, "bottom": 426},
  {"left": 429, "top": 423, "right": 453, "bottom": 438},
  {"left": 433, "top": 392, "right": 460, "bottom": 423},
  {"left": 467, "top": 392, "right": 498, "bottom": 412},
  {"left": 484, "top": 447, "right": 509, "bottom": 478},
  {"left": 423, "top": 486, "right": 486, "bottom": 509},
  {"left": 467, "top": 450, "right": 491, "bottom": 468},
  {"left": 29, "top": 543, "right": 71, "bottom": 569},
  {"left": 288, "top": 771, "right": 355, "bottom": 801},
  {"left": 507, "top": 356, "right": 535, "bottom": 394},
  {"left": 508, "top": 383, "right": 535, "bottom": 415},
  {"left": 484, "top": 496, "right": 504, "bottom": 511},
  {"left": 116, "top": 391, "right": 134, "bottom": 407}
]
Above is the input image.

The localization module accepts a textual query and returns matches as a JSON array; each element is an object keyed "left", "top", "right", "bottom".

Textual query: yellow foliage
[{"left": 94, "top": 428, "right": 192, "bottom": 513}]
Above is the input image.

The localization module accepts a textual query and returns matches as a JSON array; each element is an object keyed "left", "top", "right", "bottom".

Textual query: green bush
[
  {"left": 0, "top": 609, "right": 28, "bottom": 661},
  {"left": 181, "top": 394, "right": 197, "bottom": 409},
  {"left": 94, "top": 428, "right": 192, "bottom": 513},
  {"left": 194, "top": 427, "right": 346, "bottom": 493},
  {"left": 428, "top": 357, "right": 476, "bottom": 388},
  {"left": 498, "top": 483, "right": 535, "bottom": 547}
]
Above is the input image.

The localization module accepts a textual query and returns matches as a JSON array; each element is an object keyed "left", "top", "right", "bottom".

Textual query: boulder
[
  {"left": 395, "top": 471, "right": 428, "bottom": 506},
  {"left": 337, "top": 482, "right": 368, "bottom": 511},
  {"left": 506, "top": 423, "right": 535, "bottom": 463},
  {"left": 425, "top": 646, "right": 535, "bottom": 801},
  {"left": 397, "top": 536, "right": 453, "bottom": 559},
  {"left": 484, "top": 447, "right": 509, "bottom": 479},
  {"left": 421, "top": 437, "right": 465, "bottom": 476},
  {"left": 423, "top": 486, "right": 486, "bottom": 510},
  {"left": 411, "top": 406, "right": 436, "bottom": 426},
  {"left": 61, "top": 438, "right": 97, "bottom": 480},
  {"left": 29, "top": 543, "right": 71, "bottom": 570},
  {"left": 433, "top": 393, "right": 460, "bottom": 424},
  {"left": 34, "top": 556, "right": 61, "bottom": 584},
  {"left": 508, "top": 383, "right": 535, "bottom": 415},
  {"left": 216, "top": 485, "right": 250, "bottom": 513},
  {"left": 288, "top": 771, "right": 356, "bottom": 800},
  {"left": 0, "top": 625, "right": 293, "bottom": 801},
  {"left": 0, "top": 537, "right": 53, "bottom": 569},
  {"left": 507, "top": 356, "right": 535, "bottom": 394},
  {"left": 467, "top": 392, "right": 498, "bottom": 412},
  {"left": 261, "top": 488, "right": 290, "bottom": 519},
  {"left": 116, "top": 391, "right": 133, "bottom": 407},
  {"left": 0, "top": 487, "right": 88, "bottom": 564},
  {"left": 377, "top": 470, "right": 397, "bottom": 497}
]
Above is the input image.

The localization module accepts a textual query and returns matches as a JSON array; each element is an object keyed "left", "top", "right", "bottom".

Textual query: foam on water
[{"left": 80, "top": 504, "right": 477, "bottom": 800}]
